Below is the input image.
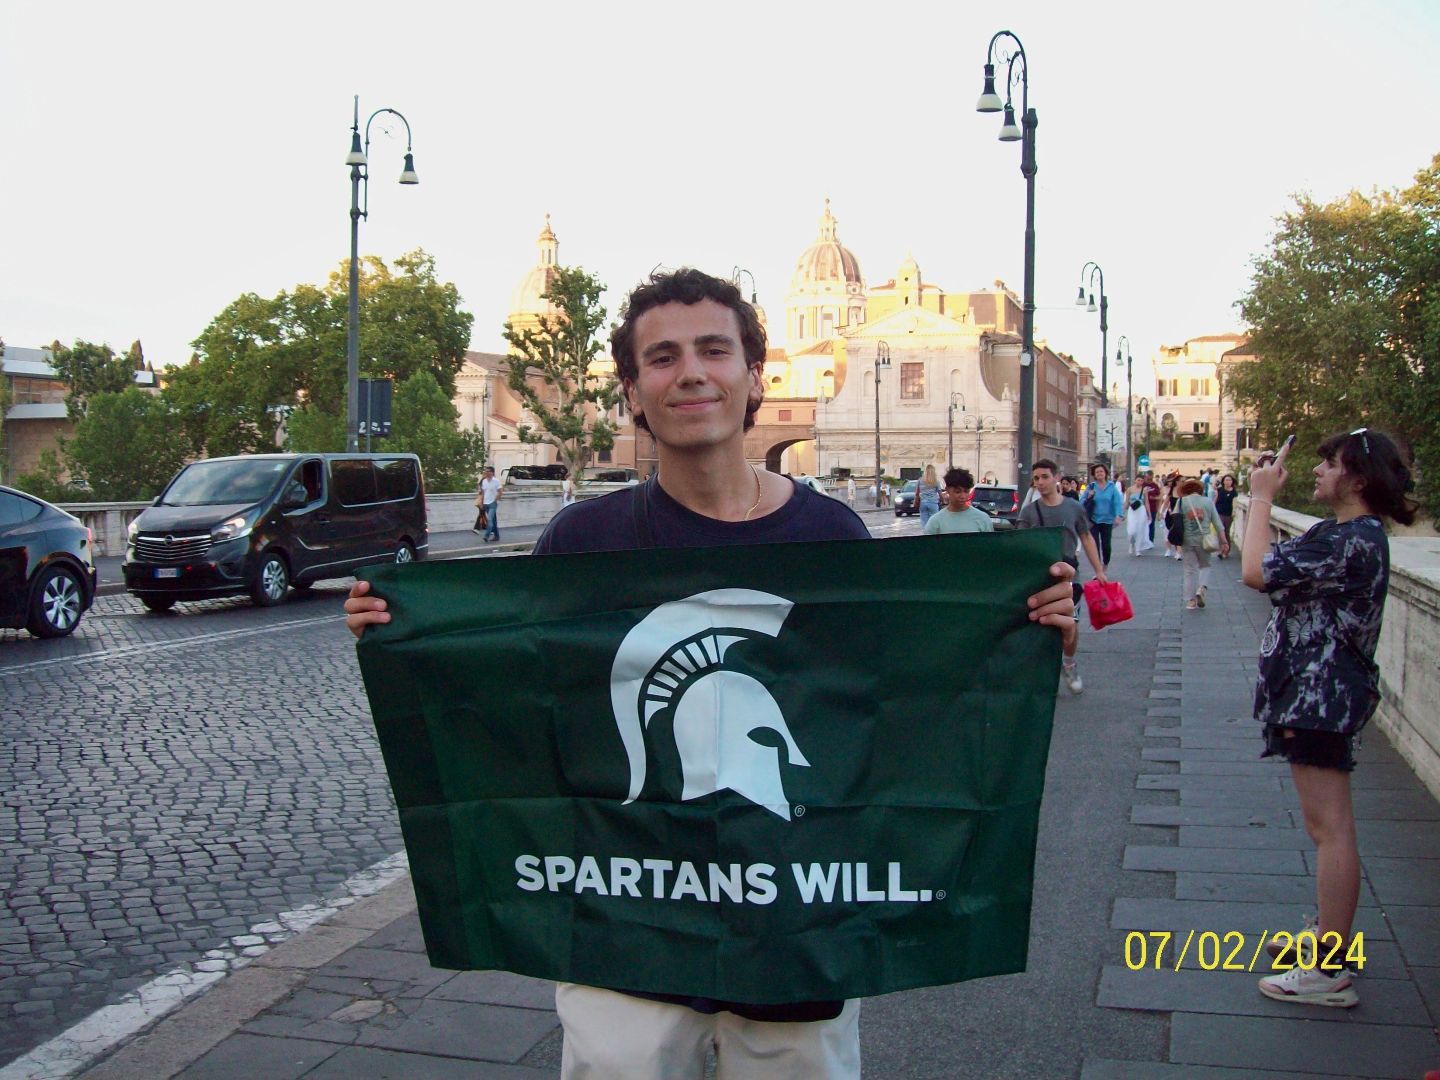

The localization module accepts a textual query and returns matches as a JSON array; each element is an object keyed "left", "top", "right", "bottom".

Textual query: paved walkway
[{"left": 73, "top": 536, "right": 1440, "bottom": 1079}]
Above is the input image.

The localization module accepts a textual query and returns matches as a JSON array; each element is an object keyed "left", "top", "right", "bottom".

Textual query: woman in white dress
[{"left": 1125, "top": 475, "right": 1154, "bottom": 555}]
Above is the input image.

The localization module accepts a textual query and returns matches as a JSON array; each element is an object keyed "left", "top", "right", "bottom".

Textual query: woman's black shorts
[{"left": 1261, "top": 724, "right": 1356, "bottom": 772}]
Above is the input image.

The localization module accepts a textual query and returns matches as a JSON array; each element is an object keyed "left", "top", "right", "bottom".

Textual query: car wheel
[
  {"left": 395, "top": 541, "right": 416, "bottom": 564},
  {"left": 141, "top": 595, "right": 177, "bottom": 613},
  {"left": 249, "top": 552, "right": 289, "bottom": 607},
  {"left": 27, "top": 565, "right": 86, "bottom": 638}
]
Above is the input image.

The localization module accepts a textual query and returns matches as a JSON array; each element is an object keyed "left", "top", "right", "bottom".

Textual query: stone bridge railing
[{"left": 1233, "top": 496, "right": 1440, "bottom": 802}]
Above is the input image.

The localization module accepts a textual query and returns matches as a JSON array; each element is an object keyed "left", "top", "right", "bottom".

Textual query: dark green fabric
[{"left": 357, "top": 529, "right": 1062, "bottom": 1003}]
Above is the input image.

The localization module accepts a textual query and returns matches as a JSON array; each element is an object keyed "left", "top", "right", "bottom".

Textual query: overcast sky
[{"left": 4, "top": 0, "right": 1438, "bottom": 395}]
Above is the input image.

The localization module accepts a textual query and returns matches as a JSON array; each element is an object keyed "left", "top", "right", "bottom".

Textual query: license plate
[{"left": 154, "top": 568, "right": 180, "bottom": 579}]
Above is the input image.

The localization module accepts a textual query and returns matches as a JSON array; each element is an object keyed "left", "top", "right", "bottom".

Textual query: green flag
[{"left": 357, "top": 529, "right": 1062, "bottom": 1003}]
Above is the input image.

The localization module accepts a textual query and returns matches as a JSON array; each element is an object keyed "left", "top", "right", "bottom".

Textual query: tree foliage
[
  {"left": 13, "top": 450, "right": 76, "bottom": 503},
  {"left": 502, "top": 266, "right": 622, "bottom": 478},
  {"left": 65, "top": 388, "right": 192, "bottom": 500},
  {"left": 1229, "top": 154, "right": 1440, "bottom": 518},
  {"left": 180, "top": 249, "right": 473, "bottom": 458},
  {"left": 49, "top": 339, "right": 137, "bottom": 418}
]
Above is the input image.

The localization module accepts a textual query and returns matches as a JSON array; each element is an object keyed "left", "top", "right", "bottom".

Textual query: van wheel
[
  {"left": 395, "top": 541, "right": 416, "bottom": 564},
  {"left": 249, "top": 552, "right": 289, "bottom": 607},
  {"left": 28, "top": 566, "right": 85, "bottom": 638},
  {"left": 140, "top": 595, "right": 177, "bottom": 613}
]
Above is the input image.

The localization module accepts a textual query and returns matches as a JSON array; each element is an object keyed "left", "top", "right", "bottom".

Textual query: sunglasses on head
[{"left": 1350, "top": 427, "right": 1370, "bottom": 456}]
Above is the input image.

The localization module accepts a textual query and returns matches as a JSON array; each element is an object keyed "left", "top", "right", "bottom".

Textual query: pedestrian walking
[
  {"left": 1083, "top": 463, "right": 1125, "bottom": 568},
  {"left": 561, "top": 474, "right": 577, "bottom": 508},
  {"left": 479, "top": 465, "right": 501, "bottom": 542},
  {"left": 347, "top": 266, "right": 1082, "bottom": 1078},
  {"left": 472, "top": 478, "right": 489, "bottom": 534},
  {"left": 1142, "top": 471, "right": 1162, "bottom": 544},
  {"left": 1161, "top": 474, "right": 1184, "bottom": 559},
  {"left": 1175, "top": 478, "right": 1227, "bottom": 608},
  {"left": 923, "top": 467, "right": 994, "bottom": 534},
  {"left": 916, "top": 464, "right": 942, "bottom": 529},
  {"left": 1245, "top": 429, "right": 1416, "bottom": 1009},
  {"left": 846, "top": 476, "right": 856, "bottom": 507},
  {"left": 1124, "top": 474, "right": 1153, "bottom": 556},
  {"left": 1015, "top": 458, "right": 1106, "bottom": 695},
  {"left": 1213, "top": 473, "right": 1237, "bottom": 557}
]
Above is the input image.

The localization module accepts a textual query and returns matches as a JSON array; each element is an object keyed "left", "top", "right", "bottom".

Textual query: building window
[
  {"left": 821, "top": 313, "right": 834, "bottom": 337},
  {"left": 1237, "top": 427, "right": 1258, "bottom": 450},
  {"left": 779, "top": 409, "right": 792, "bottom": 421},
  {"left": 900, "top": 363, "right": 924, "bottom": 399},
  {"left": 1192, "top": 420, "right": 1210, "bottom": 435},
  {"left": 797, "top": 314, "right": 805, "bottom": 338},
  {"left": 598, "top": 448, "right": 612, "bottom": 462}
]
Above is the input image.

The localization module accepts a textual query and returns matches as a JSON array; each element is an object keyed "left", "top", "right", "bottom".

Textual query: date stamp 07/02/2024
[{"left": 1123, "top": 930, "right": 1367, "bottom": 973}]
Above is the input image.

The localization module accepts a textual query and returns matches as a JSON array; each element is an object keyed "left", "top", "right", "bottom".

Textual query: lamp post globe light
[
  {"left": 874, "top": 341, "right": 891, "bottom": 506},
  {"left": 346, "top": 95, "right": 419, "bottom": 453},
  {"left": 977, "top": 30, "right": 1037, "bottom": 481},
  {"left": 1116, "top": 335, "right": 1134, "bottom": 479},
  {"left": 1076, "top": 261, "right": 1109, "bottom": 410}
]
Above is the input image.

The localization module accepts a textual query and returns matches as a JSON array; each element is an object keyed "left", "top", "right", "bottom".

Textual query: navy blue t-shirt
[{"left": 533, "top": 476, "right": 866, "bottom": 1021}]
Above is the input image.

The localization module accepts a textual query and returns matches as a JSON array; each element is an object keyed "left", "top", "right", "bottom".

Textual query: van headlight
[
  {"left": 211, "top": 515, "right": 253, "bottom": 543},
  {"left": 126, "top": 519, "right": 139, "bottom": 542}
]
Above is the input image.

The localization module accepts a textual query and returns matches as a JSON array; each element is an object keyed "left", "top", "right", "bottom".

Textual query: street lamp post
[
  {"left": 962, "top": 415, "right": 998, "bottom": 477},
  {"left": 874, "top": 341, "right": 891, "bottom": 506},
  {"left": 1076, "top": 261, "right": 1109, "bottom": 410},
  {"left": 977, "top": 31, "right": 1037, "bottom": 478},
  {"left": 346, "top": 95, "right": 419, "bottom": 453},
  {"left": 947, "top": 392, "right": 965, "bottom": 470},
  {"left": 1116, "top": 335, "right": 1134, "bottom": 479}
]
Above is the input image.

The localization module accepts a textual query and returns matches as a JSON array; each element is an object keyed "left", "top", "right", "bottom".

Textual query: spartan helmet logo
[{"left": 609, "top": 589, "right": 809, "bottom": 820}]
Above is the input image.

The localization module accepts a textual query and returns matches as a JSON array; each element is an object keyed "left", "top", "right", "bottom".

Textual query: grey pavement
[{"left": 14, "top": 516, "right": 1438, "bottom": 1077}]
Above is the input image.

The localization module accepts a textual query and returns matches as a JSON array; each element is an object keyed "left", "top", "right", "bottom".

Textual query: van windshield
[{"left": 160, "top": 459, "right": 292, "bottom": 506}]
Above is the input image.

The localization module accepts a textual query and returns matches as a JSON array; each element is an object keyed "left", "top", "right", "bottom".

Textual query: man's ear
[{"left": 623, "top": 379, "right": 641, "bottom": 421}]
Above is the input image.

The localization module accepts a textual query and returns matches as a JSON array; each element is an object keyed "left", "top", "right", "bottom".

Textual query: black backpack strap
[{"left": 631, "top": 476, "right": 657, "bottom": 549}]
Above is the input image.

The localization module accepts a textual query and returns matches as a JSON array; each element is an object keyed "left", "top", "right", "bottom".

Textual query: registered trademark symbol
[
  {"left": 936, "top": 890, "right": 946, "bottom": 900},
  {"left": 793, "top": 804, "right": 806, "bottom": 817}
]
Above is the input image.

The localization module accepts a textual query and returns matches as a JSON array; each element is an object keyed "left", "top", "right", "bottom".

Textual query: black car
[
  {"left": 969, "top": 484, "right": 1021, "bottom": 528},
  {"left": 0, "top": 485, "right": 99, "bottom": 638},
  {"left": 893, "top": 480, "right": 921, "bottom": 516}
]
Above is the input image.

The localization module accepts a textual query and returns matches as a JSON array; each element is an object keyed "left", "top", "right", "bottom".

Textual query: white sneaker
[
  {"left": 1062, "top": 662, "right": 1083, "bottom": 695},
  {"left": 1257, "top": 965, "right": 1357, "bottom": 1008},
  {"left": 1266, "top": 916, "right": 1318, "bottom": 962}
]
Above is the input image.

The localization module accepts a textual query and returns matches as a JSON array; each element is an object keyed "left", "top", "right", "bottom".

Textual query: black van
[{"left": 123, "top": 453, "right": 427, "bottom": 610}]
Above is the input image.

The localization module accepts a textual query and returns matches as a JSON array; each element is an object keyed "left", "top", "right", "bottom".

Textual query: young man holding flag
[{"left": 346, "top": 268, "right": 1077, "bottom": 1079}]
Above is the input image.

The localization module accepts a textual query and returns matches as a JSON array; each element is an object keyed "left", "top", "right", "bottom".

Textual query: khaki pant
[{"left": 556, "top": 983, "right": 861, "bottom": 1080}]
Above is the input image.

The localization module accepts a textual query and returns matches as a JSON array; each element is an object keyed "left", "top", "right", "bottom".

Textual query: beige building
[{"left": 1151, "top": 333, "right": 1246, "bottom": 441}]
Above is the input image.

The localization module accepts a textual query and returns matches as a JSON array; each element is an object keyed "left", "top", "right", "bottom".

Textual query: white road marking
[
  {"left": 0, "top": 614, "right": 342, "bottom": 678},
  {"left": 0, "top": 852, "right": 411, "bottom": 1080}
]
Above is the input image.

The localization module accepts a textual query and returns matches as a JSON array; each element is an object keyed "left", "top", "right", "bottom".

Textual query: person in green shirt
[{"left": 923, "top": 468, "right": 995, "bottom": 535}]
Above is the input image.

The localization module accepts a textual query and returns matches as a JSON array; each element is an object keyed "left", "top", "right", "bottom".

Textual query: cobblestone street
[{"left": 0, "top": 585, "right": 401, "bottom": 1066}]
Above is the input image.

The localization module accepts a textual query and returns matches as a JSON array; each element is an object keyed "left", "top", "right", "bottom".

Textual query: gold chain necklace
[{"left": 743, "top": 464, "right": 763, "bottom": 521}]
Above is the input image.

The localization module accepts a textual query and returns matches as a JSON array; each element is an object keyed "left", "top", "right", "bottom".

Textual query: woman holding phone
[{"left": 1243, "top": 429, "right": 1415, "bottom": 1008}]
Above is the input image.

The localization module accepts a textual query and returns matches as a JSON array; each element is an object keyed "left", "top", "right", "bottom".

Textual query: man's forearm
[{"left": 1241, "top": 500, "right": 1271, "bottom": 590}]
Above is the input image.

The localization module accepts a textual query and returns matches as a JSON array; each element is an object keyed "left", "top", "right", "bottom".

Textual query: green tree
[
  {"left": 180, "top": 249, "right": 474, "bottom": 457},
  {"left": 13, "top": 449, "right": 77, "bottom": 503},
  {"left": 502, "top": 266, "right": 621, "bottom": 479},
  {"left": 49, "top": 339, "right": 136, "bottom": 418},
  {"left": 65, "top": 388, "right": 191, "bottom": 500},
  {"left": 1229, "top": 154, "right": 1440, "bottom": 518}
]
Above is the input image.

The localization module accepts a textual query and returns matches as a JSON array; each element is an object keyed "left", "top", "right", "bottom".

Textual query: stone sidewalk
[{"left": 73, "top": 537, "right": 1440, "bottom": 1079}]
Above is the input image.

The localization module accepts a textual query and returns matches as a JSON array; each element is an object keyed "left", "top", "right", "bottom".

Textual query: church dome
[
  {"left": 509, "top": 214, "right": 561, "bottom": 317},
  {"left": 790, "top": 199, "right": 862, "bottom": 289}
]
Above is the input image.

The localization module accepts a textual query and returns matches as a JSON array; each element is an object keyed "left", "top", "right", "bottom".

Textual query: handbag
[
  {"left": 1082, "top": 579, "right": 1134, "bottom": 630},
  {"left": 1165, "top": 500, "right": 1186, "bottom": 546},
  {"left": 1201, "top": 523, "right": 1220, "bottom": 552}
]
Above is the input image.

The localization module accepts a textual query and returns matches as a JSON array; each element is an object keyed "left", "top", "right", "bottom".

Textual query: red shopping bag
[{"left": 1082, "top": 579, "right": 1134, "bottom": 630}]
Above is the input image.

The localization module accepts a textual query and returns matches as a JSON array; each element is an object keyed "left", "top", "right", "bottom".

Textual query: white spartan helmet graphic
[{"left": 609, "top": 589, "right": 809, "bottom": 820}]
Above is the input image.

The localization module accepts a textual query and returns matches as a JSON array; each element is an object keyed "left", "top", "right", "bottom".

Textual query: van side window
[
  {"left": 332, "top": 460, "right": 378, "bottom": 506},
  {"left": 375, "top": 458, "right": 418, "bottom": 501},
  {"left": 299, "top": 460, "right": 324, "bottom": 502}
]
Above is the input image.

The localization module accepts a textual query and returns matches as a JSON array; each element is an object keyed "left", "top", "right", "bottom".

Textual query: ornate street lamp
[
  {"left": 1076, "top": 261, "right": 1109, "bottom": 410},
  {"left": 346, "top": 95, "right": 419, "bottom": 453},
  {"left": 874, "top": 341, "right": 891, "bottom": 506},
  {"left": 1116, "top": 335, "right": 1134, "bottom": 478},
  {"left": 977, "top": 30, "right": 1037, "bottom": 478},
  {"left": 947, "top": 392, "right": 965, "bottom": 471},
  {"left": 962, "top": 414, "right": 999, "bottom": 477}
]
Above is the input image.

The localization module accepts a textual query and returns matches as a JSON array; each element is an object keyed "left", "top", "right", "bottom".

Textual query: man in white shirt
[{"left": 479, "top": 466, "right": 501, "bottom": 542}]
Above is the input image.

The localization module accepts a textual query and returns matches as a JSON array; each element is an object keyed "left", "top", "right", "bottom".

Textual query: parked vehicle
[
  {"left": 0, "top": 485, "right": 98, "bottom": 638},
  {"left": 123, "top": 454, "right": 427, "bottom": 611},
  {"left": 580, "top": 466, "right": 640, "bottom": 484},
  {"left": 502, "top": 464, "right": 569, "bottom": 486},
  {"left": 893, "top": 480, "right": 921, "bottom": 516},
  {"left": 969, "top": 484, "right": 1021, "bottom": 529}
]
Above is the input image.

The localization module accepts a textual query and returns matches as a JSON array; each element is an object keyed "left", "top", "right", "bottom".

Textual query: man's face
[
  {"left": 1032, "top": 468, "right": 1058, "bottom": 496},
  {"left": 625, "top": 300, "right": 760, "bottom": 454},
  {"left": 945, "top": 484, "right": 970, "bottom": 508},
  {"left": 483, "top": 469, "right": 494, "bottom": 480}
]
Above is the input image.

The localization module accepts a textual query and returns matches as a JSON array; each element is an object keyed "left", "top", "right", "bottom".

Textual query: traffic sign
[{"left": 1138, "top": 453, "right": 1150, "bottom": 469}]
